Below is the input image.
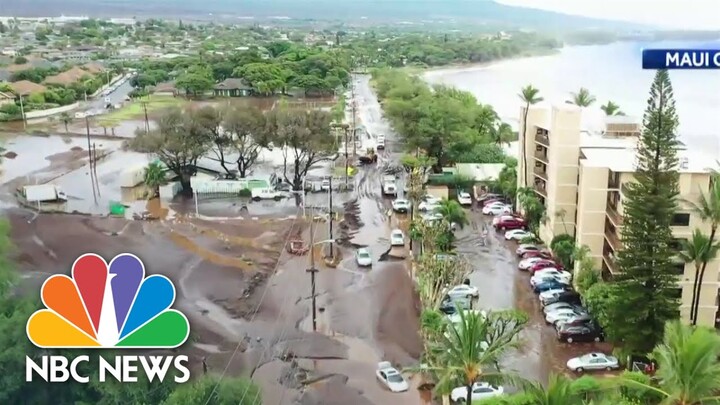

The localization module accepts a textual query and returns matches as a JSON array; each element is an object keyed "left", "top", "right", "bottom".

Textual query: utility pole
[
  {"left": 19, "top": 95, "right": 26, "bottom": 130},
  {"left": 350, "top": 79, "right": 357, "bottom": 156},
  {"left": 141, "top": 101, "right": 150, "bottom": 132},
  {"left": 344, "top": 127, "right": 349, "bottom": 187},
  {"left": 92, "top": 143, "right": 101, "bottom": 198},
  {"left": 85, "top": 116, "right": 97, "bottom": 204},
  {"left": 328, "top": 177, "right": 334, "bottom": 259},
  {"left": 306, "top": 209, "right": 318, "bottom": 332}
]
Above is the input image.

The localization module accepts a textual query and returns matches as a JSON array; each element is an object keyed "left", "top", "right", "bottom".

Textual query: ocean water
[{"left": 424, "top": 41, "right": 720, "bottom": 152}]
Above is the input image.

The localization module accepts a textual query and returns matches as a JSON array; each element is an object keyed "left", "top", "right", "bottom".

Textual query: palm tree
[
  {"left": 435, "top": 199, "right": 469, "bottom": 229},
  {"left": 60, "top": 112, "right": 71, "bottom": 133},
  {"left": 516, "top": 374, "right": 609, "bottom": 405},
  {"left": 430, "top": 309, "right": 526, "bottom": 404},
  {"left": 570, "top": 88, "right": 596, "bottom": 107},
  {"left": 678, "top": 230, "right": 719, "bottom": 322},
  {"left": 518, "top": 85, "right": 543, "bottom": 188},
  {"left": 619, "top": 321, "right": 720, "bottom": 405},
  {"left": 143, "top": 161, "right": 166, "bottom": 199},
  {"left": 600, "top": 101, "right": 625, "bottom": 116},
  {"left": 685, "top": 176, "right": 720, "bottom": 324},
  {"left": 492, "top": 122, "right": 514, "bottom": 148}
]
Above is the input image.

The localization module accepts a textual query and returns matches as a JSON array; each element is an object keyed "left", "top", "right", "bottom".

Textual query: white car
[
  {"left": 457, "top": 191, "right": 472, "bottom": 206},
  {"left": 392, "top": 198, "right": 410, "bottom": 213},
  {"left": 450, "top": 382, "right": 504, "bottom": 403},
  {"left": 355, "top": 248, "right": 372, "bottom": 267},
  {"left": 383, "top": 182, "right": 397, "bottom": 196},
  {"left": 482, "top": 204, "right": 512, "bottom": 216},
  {"left": 518, "top": 257, "right": 545, "bottom": 270},
  {"left": 418, "top": 196, "right": 441, "bottom": 211},
  {"left": 530, "top": 275, "right": 570, "bottom": 287},
  {"left": 390, "top": 229, "right": 405, "bottom": 246},
  {"left": 543, "top": 301, "right": 580, "bottom": 315},
  {"left": 538, "top": 288, "right": 570, "bottom": 301},
  {"left": 545, "top": 307, "right": 587, "bottom": 324},
  {"left": 533, "top": 269, "right": 572, "bottom": 283},
  {"left": 376, "top": 361, "right": 409, "bottom": 392},
  {"left": 504, "top": 229, "right": 533, "bottom": 241},
  {"left": 422, "top": 212, "right": 444, "bottom": 223},
  {"left": 566, "top": 353, "right": 620, "bottom": 373},
  {"left": 321, "top": 179, "right": 330, "bottom": 191},
  {"left": 445, "top": 284, "right": 479, "bottom": 299}
]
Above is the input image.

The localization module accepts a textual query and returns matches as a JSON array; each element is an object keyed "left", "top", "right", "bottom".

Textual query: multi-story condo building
[{"left": 518, "top": 105, "right": 720, "bottom": 327}]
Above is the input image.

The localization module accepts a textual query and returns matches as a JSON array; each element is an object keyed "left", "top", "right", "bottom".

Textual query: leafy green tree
[
  {"left": 427, "top": 309, "right": 527, "bottom": 405},
  {"left": 175, "top": 70, "right": 213, "bottom": 97},
  {"left": 684, "top": 175, "right": 720, "bottom": 324},
  {"left": 597, "top": 70, "right": 681, "bottom": 353},
  {"left": 618, "top": 321, "right": 720, "bottom": 405},
  {"left": 518, "top": 85, "right": 543, "bottom": 187},
  {"left": 600, "top": 101, "right": 625, "bottom": 116},
  {"left": 570, "top": 87, "right": 596, "bottom": 107},
  {"left": 491, "top": 122, "right": 515, "bottom": 148},
  {"left": 434, "top": 199, "right": 469, "bottom": 229},
  {"left": 517, "top": 187, "right": 546, "bottom": 234},
  {"left": 144, "top": 161, "right": 167, "bottom": 199},
  {"left": 161, "top": 375, "right": 261, "bottom": 405},
  {"left": 233, "top": 62, "right": 286, "bottom": 95}
]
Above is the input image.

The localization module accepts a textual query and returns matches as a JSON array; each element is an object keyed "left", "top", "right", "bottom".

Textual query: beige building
[{"left": 518, "top": 105, "right": 720, "bottom": 327}]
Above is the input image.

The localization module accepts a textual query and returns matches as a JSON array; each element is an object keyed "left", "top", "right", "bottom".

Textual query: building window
[
  {"left": 669, "top": 239, "right": 687, "bottom": 251},
  {"left": 671, "top": 213, "right": 690, "bottom": 226},
  {"left": 672, "top": 262, "right": 685, "bottom": 275}
]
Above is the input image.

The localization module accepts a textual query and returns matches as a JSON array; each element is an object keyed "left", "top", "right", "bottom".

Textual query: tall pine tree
[{"left": 605, "top": 70, "right": 681, "bottom": 353}]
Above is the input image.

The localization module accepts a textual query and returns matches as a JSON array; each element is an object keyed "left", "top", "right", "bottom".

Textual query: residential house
[
  {"left": 0, "top": 91, "right": 14, "bottom": 106},
  {"left": 518, "top": 105, "right": 720, "bottom": 327},
  {"left": 8, "top": 80, "right": 48, "bottom": 96},
  {"left": 43, "top": 66, "right": 94, "bottom": 86},
  {"left": 153, "top": 81, "right": 178, "bottom": 97},
  {"left": 213, "top": 78, "right": 252, "bottom": 97}
]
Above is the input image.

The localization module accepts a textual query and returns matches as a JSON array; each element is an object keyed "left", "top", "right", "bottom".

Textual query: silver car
[{"left": 566, "top": 352, "right": 619, "bottom": 373}]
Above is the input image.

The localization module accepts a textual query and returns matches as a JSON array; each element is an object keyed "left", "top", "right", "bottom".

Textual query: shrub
[
  {"left": 575, "top": 261, "right": 601, "bottom": 294},
  {"left": 553, "top": 239, "right": 575, "bottom": 268},
  {"left": 618, "top": 371, "right": 664, "bottom": 404},
  {"left": 550, "top": 233, "right": 574, "bottom": 250},
  {"left": 238, "top": 188, "right": 252, "bottom": 197}
]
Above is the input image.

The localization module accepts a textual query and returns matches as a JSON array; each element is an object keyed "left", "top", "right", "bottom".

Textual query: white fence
[
  {"left": 159, "top": 182, "right": 182, "bottom": 200},
  {"left": 25, "top": 102, "right": 80, "bottom": 119}
]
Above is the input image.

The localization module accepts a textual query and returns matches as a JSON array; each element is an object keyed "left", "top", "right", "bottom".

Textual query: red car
[
  {"left": 521, "top": 250, "right": 552, "bottom": 259},
  {"left": 529, "top": 260, "right": 562, "bottom": 272},
  {"left": 493, "top": 216, "right": 527, "bottom": 230}
]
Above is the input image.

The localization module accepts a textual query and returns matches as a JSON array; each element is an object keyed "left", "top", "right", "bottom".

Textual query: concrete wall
[{"left": 25, "top": 102, "right": 79, "bottom": 119}]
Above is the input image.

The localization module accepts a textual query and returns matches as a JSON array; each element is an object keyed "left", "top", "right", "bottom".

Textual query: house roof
[
  {"left": 9, "top": 80, "right": 47, "bottom": 96},
  {"left": 0, "top": 91, "right": 14, "bottom": 100},
  {"left": 43, "top": 66, "right": 93, "bottom": 85},
  {"left": 214, "top": 78, "right": 252, "bottom": 90},
  {"left": 153, "top": 81, "right": 177, "bottom": 92},
  {"left": 82, "top": 62, "right": 105, "bottom": 74}
]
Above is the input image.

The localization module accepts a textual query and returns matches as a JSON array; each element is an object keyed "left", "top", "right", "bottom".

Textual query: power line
[{"left": 202, "top": 208, "right": 301, "bottom": 405}]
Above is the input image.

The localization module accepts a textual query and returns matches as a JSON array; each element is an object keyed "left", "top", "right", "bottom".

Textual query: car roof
[{"left": 358, "top": 248, "right": 369, "bottom": 253}]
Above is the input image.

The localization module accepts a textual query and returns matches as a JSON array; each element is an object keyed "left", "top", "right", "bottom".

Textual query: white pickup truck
[{"left": 382, "top": 175, "right": 397, "bottom": 197}]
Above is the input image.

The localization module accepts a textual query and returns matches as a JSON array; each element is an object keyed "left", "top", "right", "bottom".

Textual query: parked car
[
  {"left": 521, "top": 250, "right": 553, "bottom": 259},
  {"left": 529, "top": 261, "right": 563, "bottom": 272},
  {"left": 543, "top": 301, "right": 583, "bottom": 315},
  {"left": 518, "top": 257, "right": 547, "bottom": 271},
  {"left": 516, "top": 244, "right": 544, "bottom": 257},
  {"left": 483, "top": 204, "right": 512, "bottom": 215},
  {"left": 482, "top": 198, "right": 504, "bottom": 206},
  {"left": 450, "top": 382, "right": 504, "bottom": 403},
  {"left": 526, "top": 259, "right": 560, "bottom": 272},
  {"left": 533, "top": 279, "right": 570, "bottom": 293},
  {"left": 505, "top": 229, "right": 534, "bottom": 241},
  {"left": 390, "top": 229, "right": 405, "bottom": 246},
  {"left": 553, "top": 312, "right": 593, "bottom": 327},
  {"left": 557, "top": 323, "right": 605, "bottom": 343},
  {"left": 545, "top": 307, "right": 589, "bottom": 325},
  {"left": 530, "top": 275, "right": 571, "bottom": 289},
  {"left": 567, "top": 353, "right": 620, "bottom": 373},
  {"left": 540, "top": 290, "right": 582, "bottom": 307},
  {"left": 477, "top": 193, "right": 501, "bottom": 204},
  {"left": 418, "top": 196, "right": 442, "bottom": 211},
  {"left": 422, "top": 212, "right": 444, "bottom": 223},
  {"left": 392, "top": 198, "right": 410, "bottom": 213},
  {"left": 493, "top": 216, "right": 527, "bottom": 231},
  {"left": 457, "top": 191, "right": 472, "bottom": 206},
  {"left": 355, "top": 248, "right": 372, "bottom": 267},
  {"left": 376, "top": 361, "right": 409, "bottom": 392},
  {"left": 445, "top": 284, "right": 480, "bottom": 299},
  {"left": 321, "top": 178, "right": 331, "bottom": 191},
  {"left": 439, "top": 296, "right": 471, "bottom": 314},
  {"left": 531, "top": 269, "right": 572, "bottom": 284}
]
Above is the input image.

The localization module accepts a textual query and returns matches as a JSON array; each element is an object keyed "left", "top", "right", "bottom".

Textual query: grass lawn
[{"left": 97, "top": 96, "right": 187, "bottom": 126}]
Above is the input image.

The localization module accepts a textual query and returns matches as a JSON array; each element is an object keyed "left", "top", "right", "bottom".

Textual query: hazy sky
[{"left": 496, "top": 0, "right": 720, "bottom": 30}]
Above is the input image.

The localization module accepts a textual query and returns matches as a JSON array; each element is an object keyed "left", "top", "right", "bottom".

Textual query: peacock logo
[{"left": 26, "top": 253, "right": 190, "bottom": 349}]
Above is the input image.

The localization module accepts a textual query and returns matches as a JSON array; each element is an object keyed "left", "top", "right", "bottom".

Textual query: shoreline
[{"left": 404, "top": 47, "right": 562, "bottom": 76}]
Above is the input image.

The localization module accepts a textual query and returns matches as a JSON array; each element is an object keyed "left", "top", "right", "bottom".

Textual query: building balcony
[
  {"left": 606, "top": 204, "right": 623, "bottom": 227},
  {"left": 534, "top": 182, "right": 547, "bottom": 198},
  {"left": 604, "top": 227, "right": 622, "bottom": 251},
  {"left": 534, "top": 150, "right": 549, "bottom": 164},
  {"left": 535, "top": 133, "right": 550, "bottom": 147},
  {"left": 603, "top": 250, "right": 619, "bottom": 275},
  {"left": 533, "top": 167, "right": 548, "bottom": 180}
]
